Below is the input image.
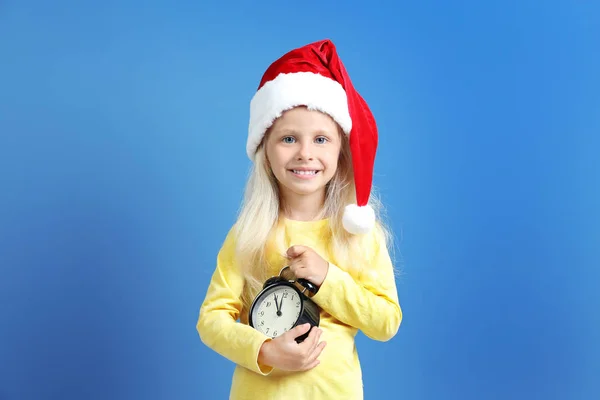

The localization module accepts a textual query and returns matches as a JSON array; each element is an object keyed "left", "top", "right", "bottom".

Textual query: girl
[{"left": 197, "top": 39, "right": 402, "bottom": 399}]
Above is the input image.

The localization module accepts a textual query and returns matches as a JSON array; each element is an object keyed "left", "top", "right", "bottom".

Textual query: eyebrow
[{"left": 275, "top": 128, "right": 334, "bottom": 136}]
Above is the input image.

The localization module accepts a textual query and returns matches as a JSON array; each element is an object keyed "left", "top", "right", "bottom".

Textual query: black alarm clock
[{"left": 249, "top": 266, "right": 320, "bottom": 343}]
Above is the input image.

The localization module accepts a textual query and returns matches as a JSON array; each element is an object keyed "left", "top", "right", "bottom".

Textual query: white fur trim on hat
[
  {"left": 342, "top": 204, "right": 376, "bottom": 234},
  {"left": 247, "top": 71, "right": 352, "bottom": 160}
]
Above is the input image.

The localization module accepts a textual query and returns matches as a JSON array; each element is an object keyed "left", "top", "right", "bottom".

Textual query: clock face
[{"left": 250, "top": 284, "right": 302, "bottom": 338}]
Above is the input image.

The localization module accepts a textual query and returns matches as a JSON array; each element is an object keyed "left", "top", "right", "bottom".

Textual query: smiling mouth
[{"left": 290, "top": 169, "right": 320, "bottom": 176}]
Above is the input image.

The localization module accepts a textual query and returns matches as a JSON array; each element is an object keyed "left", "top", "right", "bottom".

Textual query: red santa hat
[{"left": 247, "top": 39, "right": 378, "bottom": 235}]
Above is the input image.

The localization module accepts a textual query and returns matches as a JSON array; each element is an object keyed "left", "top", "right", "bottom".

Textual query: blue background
[{"left": 1, "top": 1, "right": 599, "bottom": 399}]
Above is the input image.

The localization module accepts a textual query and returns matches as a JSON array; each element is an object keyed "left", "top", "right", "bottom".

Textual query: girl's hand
[
  {"left": 286, "top": 245, "right": 329, "bottom": 287},
  {"left": 258, "top": 323, "right": 326, "bottom": 371}
]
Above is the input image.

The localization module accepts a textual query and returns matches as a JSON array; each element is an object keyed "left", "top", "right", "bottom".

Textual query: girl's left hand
[{"left": 286, "top": 245, "right": 329, "bottom": 287}]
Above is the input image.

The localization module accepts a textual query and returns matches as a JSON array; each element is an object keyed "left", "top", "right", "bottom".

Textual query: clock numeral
[
  {"left": 266, "top": 301, "right": 271, "bottom": 307},
  {"left": 283, "top": 292, "right": 289, "bottom": 298},
  {"left": 266, "top": 328, "right": 270, "bottom": 334},
  {"left": 260, "top": 321, "right": 264, "bottom": 326},
  {"left": 260, "top": 311, "right": 264, "bottom": 316},
  {"left": 273, "top": 330, "right": 278, "bottom": 336}
]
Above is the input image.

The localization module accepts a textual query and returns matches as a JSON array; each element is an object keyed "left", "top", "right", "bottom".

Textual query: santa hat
[{"left": 247, "top": 39, "right": 378, "bottom": 235}]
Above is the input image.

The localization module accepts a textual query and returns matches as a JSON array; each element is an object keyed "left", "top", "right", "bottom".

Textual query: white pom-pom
[{"left": 342, "top": 204, "right": 376, "bottom": 234}]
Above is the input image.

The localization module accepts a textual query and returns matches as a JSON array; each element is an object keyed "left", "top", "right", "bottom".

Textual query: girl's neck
[{"left": 280, "top": 190, "right": 326, "bottom": 221}]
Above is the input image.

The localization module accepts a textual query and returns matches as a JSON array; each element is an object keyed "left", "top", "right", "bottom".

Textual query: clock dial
[{"left": 251, "top": 285, "right": 302, "bottom": 338}]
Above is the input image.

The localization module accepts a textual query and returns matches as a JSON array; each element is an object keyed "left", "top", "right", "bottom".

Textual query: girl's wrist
[{"left": 258, "top": 339, "right": 274, "bottom": 367}]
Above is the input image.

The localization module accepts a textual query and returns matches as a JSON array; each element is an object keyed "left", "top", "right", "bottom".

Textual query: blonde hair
[{"left": 233, "top": 126, "right": 394, "bottom": 310}]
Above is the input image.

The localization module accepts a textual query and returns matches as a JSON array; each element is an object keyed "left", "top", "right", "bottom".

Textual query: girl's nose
[{"left": 296, "top": 141, "right": 314, "bottom": 160}]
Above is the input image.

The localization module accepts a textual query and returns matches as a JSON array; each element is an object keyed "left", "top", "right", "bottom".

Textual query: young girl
[{"left": 197, "top": 39, "right": 402, "bottom": 399}]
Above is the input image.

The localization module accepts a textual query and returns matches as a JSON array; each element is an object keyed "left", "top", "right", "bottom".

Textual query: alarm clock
[{"left": 249, "top": 266, "right": 320, "bottom": 343}]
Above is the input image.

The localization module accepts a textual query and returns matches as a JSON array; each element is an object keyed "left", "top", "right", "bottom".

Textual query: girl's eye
[
  {"left": 315, "top": 136, "right": 328, "bottom": 144},
  {"left": 282, "top": 136, "right": 295, "bottom": 144}
]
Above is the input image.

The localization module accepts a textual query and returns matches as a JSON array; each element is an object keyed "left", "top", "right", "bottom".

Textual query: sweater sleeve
[
  {"left": 196, "top": 228, "right": 273, "bottom": 375},
  {"left": 311, "top": 228, "right": 402, "bottom": 342}
]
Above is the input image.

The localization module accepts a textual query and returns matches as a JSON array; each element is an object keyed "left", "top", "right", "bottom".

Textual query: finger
[
  {"left": 288, "top": 257, "right": 302, "bottom": 269},
  {"left": 299, "top": 326, "right": 320, "bottom": 350},
  {"left": 302, "top": 341, "right": 327, "bottom": 370},
  {"left": 306, "top": 340, "right": 327, "bottom": 364},
  {"left": 289, "top": 261, "right": 307, "bottom": 279},
  {"left": 301, "top": 358, "right": 321, "bottom": 371},
  {"left": 286, "top": 245, "right": 307, "bottom": 259},
  {"left": 309, "top": 328, "right": 322, "bottom": 353},
  {"left": 312, "top": 340, "right": 327, "bottom": 358},
  {"left": 284, "top": 323, "right": 311, "bottom": 340}
]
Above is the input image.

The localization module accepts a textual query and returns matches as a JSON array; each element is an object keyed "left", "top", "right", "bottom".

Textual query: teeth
[{"left": 293, "top": 170, "right": 317, "bottom": 175}]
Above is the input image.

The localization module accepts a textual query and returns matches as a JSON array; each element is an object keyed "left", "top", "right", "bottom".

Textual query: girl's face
[{"left": 265, "top": 107, "right": 342, "bottom": 203}]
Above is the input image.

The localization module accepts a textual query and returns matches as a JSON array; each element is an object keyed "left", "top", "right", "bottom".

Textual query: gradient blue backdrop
[{"left": 1, "top": 1, "right": 598, "bottom": 399}]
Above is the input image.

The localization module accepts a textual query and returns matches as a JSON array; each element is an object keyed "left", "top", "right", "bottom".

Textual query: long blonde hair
[{"left": 233, "top": 126, "right": 394, "bottom": 310}]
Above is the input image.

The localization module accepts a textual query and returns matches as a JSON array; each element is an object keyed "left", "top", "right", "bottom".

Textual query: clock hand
[{"left": 274, "top": 294, "right": 282, "bottom": 316}]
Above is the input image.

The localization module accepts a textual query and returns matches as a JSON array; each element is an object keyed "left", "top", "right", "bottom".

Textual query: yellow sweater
[{"left": 196, "top": 218, "right": 402, "bottom": 399}]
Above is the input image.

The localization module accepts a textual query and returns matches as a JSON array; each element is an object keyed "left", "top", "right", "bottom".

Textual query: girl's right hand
[{"left": 258, "top": 323, "right": 326, "bottom": 372}]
